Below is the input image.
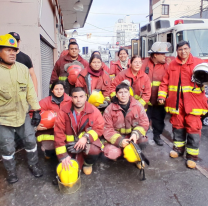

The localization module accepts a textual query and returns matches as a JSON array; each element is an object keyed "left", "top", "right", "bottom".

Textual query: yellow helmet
[
  {"left": 57, "top": 159, "right": 79, "bottom": 187},
  {"left": 123, "top": 143, "right": 141, "bottom": 163},
  {"left": 129, "top": 87, "right": 134, "bottom": 96},
  {"left": 88, "top": 90, "right": 105, "bottom": 107},
  {"left": 0, "top": 34, "right": 18, "bottom": 50}
]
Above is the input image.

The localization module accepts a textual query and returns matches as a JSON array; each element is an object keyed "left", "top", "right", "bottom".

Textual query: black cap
[{"left": 9, "top": 32, "right": 20, "bottom": 41}]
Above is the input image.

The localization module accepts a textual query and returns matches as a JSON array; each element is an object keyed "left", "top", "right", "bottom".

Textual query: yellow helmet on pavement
[
  {"left": 0, "top": 34, "right": 18, "bottom": 50},
  {"left": 88, "top": 90, "right": 105, "bottom": 107}
]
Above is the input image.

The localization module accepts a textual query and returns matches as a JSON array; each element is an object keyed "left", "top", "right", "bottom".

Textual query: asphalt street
[{"left": 0, "top": 115, "right": 208, "bottom": 206}]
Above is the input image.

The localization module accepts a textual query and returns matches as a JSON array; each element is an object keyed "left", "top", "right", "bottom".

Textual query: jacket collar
[
  {"left": 125, "top": 68, "right": 144, "bottom": 78},
  {"left": 113, "top": 59, "right": 131, "bottom": 67},
  {"left": 64, "top": 53, "right": 83, "bottom": 62},
  {"left": 175, "top": 53, "right": 194, "bottom": 65},
  {"left": 50, "top": 93, "right": 71, "bottom": 104}
]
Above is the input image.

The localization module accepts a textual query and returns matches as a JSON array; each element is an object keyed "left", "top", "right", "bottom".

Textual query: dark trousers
[{"left": 146, "top": 105, "right": 166, "bottom": 137}]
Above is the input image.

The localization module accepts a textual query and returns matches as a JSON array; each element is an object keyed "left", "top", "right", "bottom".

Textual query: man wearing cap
[
  {"left": 60, "top": 38, "right": 77, "bottom": 58},
  {"left": 0, "top": 34, "right": 43, "bottom": 184},
  {"left": 103, "top": 80, "right": 149, "bottom": 166},
  {"left": 141, "top": 42, "right": 171, "bottom": 146},
  {"left": 50, "top": 42, "right": 88, "bottom": 95},
  {"left": 9, "top": 32, "right": 38, "bottom": 95},
  {"left": 158, "top": 40, "right": 208, "bottom": 169}
]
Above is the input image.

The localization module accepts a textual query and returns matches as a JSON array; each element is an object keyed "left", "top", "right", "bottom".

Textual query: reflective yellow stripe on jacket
[
  {"left": 66, "top": 131, "right": 85, "bottom": 142},
  {"left": 134, "top": 95, "right": 146, "bottom": 106},
  {"left": 87, "top": 130, "right": 98, "bottom": 141},
  {"left": 110, "top": 91, "right": 116, "bottom": 98},
  {"left": 173, "top": 141, "right": 185, "bottom": 148},
  {"left": 186, "top": 148, "right": 199, "bottom": 156},
  {"left": 168, "top": 85, "right": 204, "bottom": 94},
  {"left": 59, "top": 76, "right": 67, "bottom": 81},
  {"left": 151, "top": 81, "right": 161, "bottom": 87},
  {"left": 158, "top": 91, "right": 167, "bottom": 98},
  {"left": 110, "top": 133, "right": 121, "bottom": 144},
  {"left": 133, "top": 126, "right": 146, "bottom": 136},
  {"left": 190, "top": 109, "right": 208, "bottom": 116},
  {"left": 56, "top": 146, "right": 67, "bottom": 155},
  {"left": 165, "top": 107, "right": 179, "bottom": 114},
  {"left": 37, "top": 135, "right": 54, "bottom": 142},
  {"left": 116, "top": 128, "right": 132, "bottom": 134}
]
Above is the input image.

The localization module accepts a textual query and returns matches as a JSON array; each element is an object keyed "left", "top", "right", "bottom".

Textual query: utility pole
[{"left": 200, "top": 0, "right": 203, "bottom": 18}]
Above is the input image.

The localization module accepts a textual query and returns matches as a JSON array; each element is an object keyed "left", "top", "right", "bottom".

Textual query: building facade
[{"left": 0, "top": 0, "right": 92, "bottom": 99}]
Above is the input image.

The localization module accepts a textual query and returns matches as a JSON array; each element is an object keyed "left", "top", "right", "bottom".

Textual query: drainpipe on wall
[{"left": 38, "top": 0, "right": 43, "bottom": 26}]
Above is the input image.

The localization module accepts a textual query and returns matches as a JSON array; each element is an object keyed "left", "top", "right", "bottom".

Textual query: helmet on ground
[
  {"left": 148, "top": 42, "right": 171, "bottom": 54},
  {"left": 67, "top": 65, "right": 82, "bottom": 85},
  {"left": 0, "top": 34, "right": 18, "bottom": 50},
  {"left": 192, "top": 63, "right": 208, "bottom": 85},
  {"left": 40, "top": 110, "right": 57, "bottom": 129},
  {"left": 88, "top": 90, "right": 105, "bottom": 107},
  {"left": 57, "top": 159, "right": 79, "bottom": 187}
]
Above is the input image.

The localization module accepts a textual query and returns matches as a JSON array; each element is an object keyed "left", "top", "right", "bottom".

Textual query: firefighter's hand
[
  {"left": 121, "top": 139, "right": 129, "bottom": 148},
  {"left": 37, "top": 123, "right": 47, "bottom": 131},
  {"left": 74, "top": 137, "right": 87, "bottom": 151},
  {"left": 158, "top": 99, "right": 165, "bottom": 105},
  {"left": 129, "top": 134, "right": 137, "bottom": 143},
  {"left": 62, "top": 156, "right": 72, "bottom": 171}
]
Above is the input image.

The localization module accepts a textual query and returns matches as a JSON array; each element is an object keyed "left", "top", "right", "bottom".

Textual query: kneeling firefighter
[
  {"left": 75, "top": 54, "right": 111, "bottom": 109},
  {"left": 103, "top": 81, "right": 149, "bottom": 168},
  {"left": 54, "top": 87, "right": 105, "bottom": 175}
]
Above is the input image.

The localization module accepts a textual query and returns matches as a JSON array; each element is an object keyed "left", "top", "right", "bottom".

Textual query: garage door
[{"left": 40, "top": 40, "right": 54, "bottom": 98}]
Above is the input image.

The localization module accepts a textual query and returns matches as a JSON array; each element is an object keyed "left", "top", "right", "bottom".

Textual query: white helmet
[
  {"left": 192, "top": 63, "right": 208, "bottom": 85},
  {"left": 148, "top": 42, "right": 172, "bottom": 54}
]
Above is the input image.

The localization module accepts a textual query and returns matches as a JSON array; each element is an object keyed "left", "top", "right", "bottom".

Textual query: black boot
[
  {"left": 29, "top": 163, "right": 43, "bottom": 177},
  {"left": 153, "top": 135, "right": 163, "bottom": 146},
  {"left": 7, "top": 170, "right": 18, "bottom": 184}
]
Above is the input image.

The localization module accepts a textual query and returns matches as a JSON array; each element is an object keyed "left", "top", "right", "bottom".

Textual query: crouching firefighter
[
  {"left": 103, "top": 81, "right": 149, "bottom": 168},
  {"left": 158, "top": 40, "right": 208, "bottom": 169},
  {"left": 54, "top": 87, "right": 105, "bottom": 175},
  {"left": 0, "top": 34, "right": 43, "bottom": 184}
]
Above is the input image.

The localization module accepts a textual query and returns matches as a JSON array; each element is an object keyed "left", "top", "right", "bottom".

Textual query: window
[
  {"left": 162, "top": 4, "right": 169, "bottom": 15},
  {"left": 148, "top": 36, "right": 156, "bottom": 51},
  {"left": 167, "top": 33, "right": 173, "bottom": 53}
]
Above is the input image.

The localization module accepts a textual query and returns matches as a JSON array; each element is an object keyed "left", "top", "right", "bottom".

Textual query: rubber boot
[
  {"left": 29, "top": 163, "right": 43, "bottom": 177},
  {"left": 153, "top": 135, "right": 163, "bottom": 146},
  {"left": 83, "top": 165, "right": 92, "bottom": 175},
  {"left": 186, "top": 160, "right": 196, "bottom": 169},
  {"left": 7, "top": 169, "right": 18, "bottom": 184},
  {"left": 170, "top": 150, "right": 179, "bottom": 158}
]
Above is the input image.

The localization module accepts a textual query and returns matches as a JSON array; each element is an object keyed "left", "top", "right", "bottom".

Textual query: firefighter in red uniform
[
  {"left": 59, "top": 38, "right": 77, "bottom": 58},
  {"left": 76, "top": 54, "right": 111, "bottom": 108},
  {"left": 54, "top": 87, "right": 104, "bottom": 175},
  {"left": 158, "top": 40, "right": 208, "bottom": 169},
  {"left": 110, "top": 48, "right": 131, "bottom": 79},
  {"left": 36, "top": 81, "right": 71, "bottom": 158},
  {"left": 91, "top": 51, "right": 110, "bottom": 73},
  {"left": 141, "top": 42, "right": 171, "bottom": 146},
  {"left": 110, "top": 55, "right": 151, "bottom": 107},
  {"left": 50, "top": 42, "right": 88, "bottom": 95},
  {"left": 103, "top": 81, "right": 149, "bottom": 165}
]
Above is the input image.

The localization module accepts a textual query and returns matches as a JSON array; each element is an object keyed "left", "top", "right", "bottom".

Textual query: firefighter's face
[
  {"left": 0, "top": 47, "right": 17, "bottom": 65},
  {"left": 119, "top": 50, "right": 128, "bottom": 62},
  {"left": 131, "top": 57, "right": 142, "bottom": 73},
  {"left": 52, "top": 84, "right": 64, "bottom": 97},
  {"left": 69, "top": 45, "right": 79, "bottom": 58},
  {"left": 177, "top": 44, "right": 191, "bottom": 60},
  {"left": 90, "top": 58, "right": 102, "bottom": 70},
  {"left": 72, "top": 91, "right": 87, "bottom": 109},
  {"left": 116, "top": 88, "right": 130, "bottom": 104},
  {"left": 154, "top": 53, "right": 166, "bottom": 64}
]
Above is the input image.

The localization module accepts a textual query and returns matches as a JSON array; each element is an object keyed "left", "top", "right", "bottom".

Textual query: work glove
[
  {"left": 66, "top": 142, "right": 83, "bottom": 154},
  {"left": 97, "top": 101, "right": 109, "bottom": 109},
  {"left": 31, "top": 110, "right": 41, "bottom": 127}
]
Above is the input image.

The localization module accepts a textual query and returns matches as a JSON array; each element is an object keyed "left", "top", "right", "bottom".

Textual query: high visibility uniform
[
  {"left": 50, "top": 54, "right": 88, "bottom": 95},
  {"left": 36, "top": 94, "right": 71, "bottom": 152},
  {"left": 110, "top": 68, "right": 151, "bottom": 107},
  {"left": 103, "top": 96, "right": 149, "bottom": 160},
  {"left": 54, "top": 101, "right": 104, "bottom": 167},
  {"left": 75, "top": 66, "right": 111, "bottom": 102},
  {"left": 110, "top": 59, "right": 131, "bottom": 79},
  {"left": 141, "top": 58, "right": 168, "bottom": 137},
  {"left": 158, "top": 54, "right": 208, "bottom": 161},
  {"left": 0, "top": 62, "right": 40, "bottom": 171}
]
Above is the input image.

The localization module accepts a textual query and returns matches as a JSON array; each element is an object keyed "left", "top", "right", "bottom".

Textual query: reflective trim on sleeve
[
  {"left": 110, "top": 74, "right": 115, "bottom": 79},
  {"left": 105, "top": 96, "right": 110, "bottom": 101},
  {"left": 66, "top": 135, "right": 75, "bottom": 142},
  {"left": 186, "top": 148, "right": 199, "bottom": 156},
  {"left": 139, "top": 98, "right": 146, "bottom": 106},
  {"left": 173, "top": 141, "right": 185, "bottom": 148},
  {"left": 165, "top": 106, "right": 179, "bottom": 114},
  {"left": 158, "top": 91, "right": 167, "bottom": 98},
  {"left": 182, "top": 86, "right": 204, "bottom": 94},
  {"left": 37, "top": 135, "right": 54, "bottom": 142},
  {"left": 168, "top": 85, "right": 178, "bottom": 92},
  {"left": 110, "top": 133, "right": 122, "bottom": 144},
  {"left": 190, "top": 109, "right": 208, "bottom": 116},
  {"left": 110, "top": 91, "right": 116, "bottom": 98},
  {"left": 133, "top": 126, "right": 146, "bottom": 136},
  {"left": 148, "top": 101, "right": 153, "bottom": 106},
  {"left": 56, "top": 146, "right": 67, "bottom": 155},
  {"left": 134, "top": 94, "right": 140, "bottom": 100},
  {"left": 87, "top": 130, "right": 98, "bottom": 141},
  {"left": 152, "top": 81, "right": 161, "bottom": 87},
  {"left": 118, "top": 128, "right": 132, "bottom": 134},
  {"left": 59, "top": 76, "right": 67, "bottom": 81}
]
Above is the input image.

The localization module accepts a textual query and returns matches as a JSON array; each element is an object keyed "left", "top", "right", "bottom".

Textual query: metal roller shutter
[{"left": 40, "top": 40, "right": 54, "bottom": 98}]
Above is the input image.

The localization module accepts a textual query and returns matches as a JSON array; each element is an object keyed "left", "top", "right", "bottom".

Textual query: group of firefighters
[{"left": 0, "top": 32, "right": 208, "bottom": 185}]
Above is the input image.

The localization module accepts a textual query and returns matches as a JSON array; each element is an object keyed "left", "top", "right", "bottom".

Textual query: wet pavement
[{"left": 1, "top": 116, "right": 208, "bottom": 206}]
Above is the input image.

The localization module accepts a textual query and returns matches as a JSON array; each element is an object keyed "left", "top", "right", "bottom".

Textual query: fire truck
[{"left": 131, "top": 18, "right": 208, "bottom": 61}]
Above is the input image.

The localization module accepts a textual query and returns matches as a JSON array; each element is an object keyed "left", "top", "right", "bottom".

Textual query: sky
[{"left": 67, "top": 0, "right": 149, "bottom": 51}]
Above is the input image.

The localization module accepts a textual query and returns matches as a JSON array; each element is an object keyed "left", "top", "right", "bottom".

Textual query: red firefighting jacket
[
  {"left": 110, "top": 68, "right": 151, "bottom": 106},
  {"left": 103, "top": 96, "right": 149, "bottom": 147},
  {"left": 36, "top": 94, "right": 71, "bottom": 141},
  {"left": 60, "top": 50, "right": 68, "bottom": 58},
  {"left": 75, "top": 66, "right": 111, "bottom": 101},
  {"left": 102, "top": 62, "right": 110, "bottom": 73},
  {"left": 54, "top": 101, "right": 104, "bottom": 160},
  {"left": 141, "top": 58, "right": 168, "bottom": 105},
  {"left": 110, "top": 59, "right": 131, "bottom": 78},
  {"left": 50, "top": 54, "right": 88, "bottom": 86},
  {"left": 158, "top": 54, "right": 208, "bottom": 115}
]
